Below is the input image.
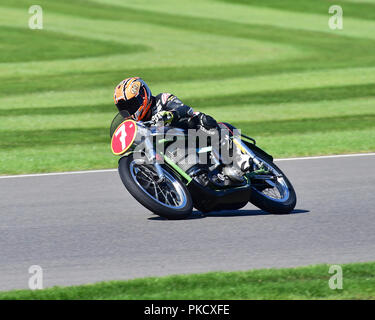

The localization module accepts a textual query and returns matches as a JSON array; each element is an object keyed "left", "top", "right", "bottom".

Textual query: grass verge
[{"left": 1, "top": 262, "right": 374, "bottom": 300}]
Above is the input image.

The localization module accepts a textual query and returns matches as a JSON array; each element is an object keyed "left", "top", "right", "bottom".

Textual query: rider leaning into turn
[
  {"left": 113, "top": 77, "right": 252, "bottom": 174},
  {"left": 113, "top": 77, "right": 218, "bottom": 132}
]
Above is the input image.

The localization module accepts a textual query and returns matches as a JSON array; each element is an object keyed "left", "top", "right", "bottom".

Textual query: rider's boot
[
  {"left": 222, "top": 153, "right": 253, "bottom": 183},
  {"left": 235, "top": 153, "right": 252, "bottom": 172}
]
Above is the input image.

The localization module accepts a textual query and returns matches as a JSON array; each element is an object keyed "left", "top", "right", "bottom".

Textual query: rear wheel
[
  {"left": 249, "top": 153, "right": 296, "bottom": 214},
  {"left": 118, "top": 154, "right": 193, "bottom": 219}
]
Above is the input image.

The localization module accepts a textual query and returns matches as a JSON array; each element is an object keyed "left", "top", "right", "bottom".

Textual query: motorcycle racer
[
  {"left": 113, "top": 77, "right": 252, "bottom": 175},
  {"left": 113, "top": 77, "right": 218, "bottom": 132}
]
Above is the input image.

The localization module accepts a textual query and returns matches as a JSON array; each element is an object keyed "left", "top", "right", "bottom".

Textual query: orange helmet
[{"left": 114, "top": 77, "right": 152, "bottom": 121}]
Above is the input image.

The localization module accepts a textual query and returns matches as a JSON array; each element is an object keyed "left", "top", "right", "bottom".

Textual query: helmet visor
[{"left": 117, "top": 95, "right": 143, "bottom": 116}]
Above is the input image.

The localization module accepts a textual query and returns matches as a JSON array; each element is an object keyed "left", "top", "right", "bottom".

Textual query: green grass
[
  {"left": 220, "top": 0, "right": 375, "bottom": 21},
  {"left": 1, "top": 262, "right": 374, "bottom": 300},
  {"left": 0, "top": 26, "right": 143, "bottom": 63},
  {"left": 0, "top": 0, "right": 374, "bottom": 174}
]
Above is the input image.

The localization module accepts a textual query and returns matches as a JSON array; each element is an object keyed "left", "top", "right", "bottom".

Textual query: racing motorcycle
[{"left": 110, "top": 113, "right": 296, "bottom": 219}]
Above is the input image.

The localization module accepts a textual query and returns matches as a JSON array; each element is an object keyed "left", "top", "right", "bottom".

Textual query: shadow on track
[{"left": 148, "top": 209, "right": 309, "bottom": 221}]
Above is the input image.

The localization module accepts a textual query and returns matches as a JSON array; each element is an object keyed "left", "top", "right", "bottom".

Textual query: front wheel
[
  {"left": 118, "top": 154, "right": 193, "bottom": 220},
  {"left": 249, "top": 153, "right": 297, "bottom": 214}
]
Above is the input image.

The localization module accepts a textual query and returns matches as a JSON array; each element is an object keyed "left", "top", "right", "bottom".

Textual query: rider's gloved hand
[{"left": 151, "top": 110, "right": 174, "bottom": 125}]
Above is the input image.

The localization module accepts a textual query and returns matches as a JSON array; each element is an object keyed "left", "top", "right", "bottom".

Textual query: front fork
[{"left": 144, "top": 136, "right": 165, "bottom": 183}]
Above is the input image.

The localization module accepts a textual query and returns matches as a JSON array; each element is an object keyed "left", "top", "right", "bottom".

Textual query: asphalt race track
[{"left": 1, "top": 154, "right": 374, "bottom": 290}]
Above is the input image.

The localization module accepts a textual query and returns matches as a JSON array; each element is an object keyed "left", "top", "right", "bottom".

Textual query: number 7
[{"left": 115, "top": 124, "right": 127, "bottom": 150}]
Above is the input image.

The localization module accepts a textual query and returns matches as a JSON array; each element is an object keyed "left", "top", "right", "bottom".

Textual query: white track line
[
  {"left": 275, "top": 152, "right": 375, "bottom": 161},
  {"left": 0, "top": 169, "right": 117, "bottom": 179},
  {"left": 0, "top": 153, "right": 374, "bottom": 179}
]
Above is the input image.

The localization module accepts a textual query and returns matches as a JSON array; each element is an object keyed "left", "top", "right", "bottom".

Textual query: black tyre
[
  {"left": 249, "top": 152, "right": 296, "bottom": 214},
  {"left": 118, "top": 154, "right": 193, "bottom": 220}
]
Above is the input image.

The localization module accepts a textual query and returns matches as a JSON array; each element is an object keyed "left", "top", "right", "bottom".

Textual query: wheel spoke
[
  {"left": 130, "top": 161, "right": 187, "bottom": 209},
  {"left": 152, "top": 181, "right": 159, "bottom": 201},
  {"left": 252, "top": 161, "right": 289, "bottom": 202},
  {"left": 169, "top": 191, "right": 179, "bottom": 206},
  {"left": 158, "top": 185, "right": 172, "bottom": 206}
]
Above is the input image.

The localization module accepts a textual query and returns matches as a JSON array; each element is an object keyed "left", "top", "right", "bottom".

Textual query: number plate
[{"left": 111, "top": 120, "right": 137, "bottom": 155}]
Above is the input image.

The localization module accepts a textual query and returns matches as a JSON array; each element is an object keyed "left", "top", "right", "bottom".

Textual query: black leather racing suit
[{"left": 150, "top": 93, "right": 217, "bottom": 130}]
